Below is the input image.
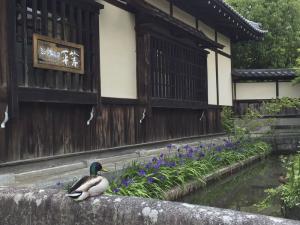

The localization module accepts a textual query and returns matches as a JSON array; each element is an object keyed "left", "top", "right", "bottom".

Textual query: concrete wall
[
  {"left": 236, "top": 82, "right": 276, "bottom": 100},
  {"left": 235, "top": 81, "right": 300, "bottom": 100},
  {"left": 0, "top": 188, "right": 299, "bottom": 225},
  {"left": 279, "top": 82, "right": 300, "bottom": 98},
  {"left": 98, "top": 0, "right": 137, "bottom": 99},
  {"left": 218, "top": 55, "right": 233, "bottom": 106}
]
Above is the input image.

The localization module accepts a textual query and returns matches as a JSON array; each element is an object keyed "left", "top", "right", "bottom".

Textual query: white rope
[
  {"left": 139, "top": 109, "right": 146, "bottom": 124},
  {"left": 1, "top": 106, "right": 8, "bottom": 129},
  {"left": 87, "top": 107, "right": 95, "bottom": 126},
  {"left": 199, "top": 111, "right": 205, "bottom": 121}
]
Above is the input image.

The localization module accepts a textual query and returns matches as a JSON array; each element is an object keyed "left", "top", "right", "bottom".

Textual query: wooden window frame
[{"left": 136, "top": 26, "right": 209, "bottom": 110}]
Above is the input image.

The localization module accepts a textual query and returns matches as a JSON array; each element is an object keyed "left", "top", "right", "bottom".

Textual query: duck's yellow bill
[{"left": 102, "top": 168, "right": 109, "bottom": 172}]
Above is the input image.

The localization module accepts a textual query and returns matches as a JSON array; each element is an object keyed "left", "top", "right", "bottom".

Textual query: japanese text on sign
[{"left": 33, "top": 34, "right": 84, "bottom": 74}]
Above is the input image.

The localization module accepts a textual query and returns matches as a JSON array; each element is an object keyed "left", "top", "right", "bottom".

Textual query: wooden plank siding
[
  {"left": 0, "top": 0, "right": 9, "bottom": 160},
  {"left": 1, "top": 102, "right": 221, "bottom": 162}
]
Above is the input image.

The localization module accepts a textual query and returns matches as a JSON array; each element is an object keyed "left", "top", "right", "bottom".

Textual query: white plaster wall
[
  {"left": 145, "top": 0, "right": 170, "bottom": 14},
  {"left": 197, "top": 20, "right": 217, "bottom": 105},
  {"left": 197, "top": 20, "right": 215, "bottom": 40},
  {"left": 217, "top": 32, "right": 231, "bottom": 55},
  {"left": 279, "top": 82, "right": 300, "bottom": 98},
  {"left": 98, "top": 0, "right": 137, "bottom": 99},
  {"left": 207, "top": 50, "right": 217, "bottom": 105},
  {"left": 173, "top": 6, "right": 196, "bottom": 28},
  {"left": 236, "top": 82, "right": 276, "bottom": 100},
  {"left": 218, "top": 55, "right": 232, "bottom": 106}
]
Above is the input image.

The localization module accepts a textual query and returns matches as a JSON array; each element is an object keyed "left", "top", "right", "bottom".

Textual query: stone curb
[
  {"left": 0, "top": 188, "right": 299, "bottom": 225},
  {"left": 164, "top": 154, "right": 267, "bottom": 201}
]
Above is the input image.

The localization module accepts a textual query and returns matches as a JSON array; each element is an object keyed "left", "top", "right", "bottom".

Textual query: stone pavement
[{"left": 0, "top": 134, "right": 227, "bottom": 189}]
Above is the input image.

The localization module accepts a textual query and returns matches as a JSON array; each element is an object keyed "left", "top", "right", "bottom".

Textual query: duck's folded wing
[
  {"left": 68, "top": 176, "right": 91, "bottom": 193},
  {"left": 76, "top": 176, "right": 103, "bottom": 192},
  {"left": 89, "top": 177, "right": 109, "bottom": 197}
]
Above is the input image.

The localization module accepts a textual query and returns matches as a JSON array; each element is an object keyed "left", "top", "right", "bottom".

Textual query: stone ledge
[{"left": 0, "top": 188, "right": 299, "bottom": 225}]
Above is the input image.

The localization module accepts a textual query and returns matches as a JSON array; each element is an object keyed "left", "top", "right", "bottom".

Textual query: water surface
[{"left": 179, "top": 156, "right": 285, "bottom": 217}]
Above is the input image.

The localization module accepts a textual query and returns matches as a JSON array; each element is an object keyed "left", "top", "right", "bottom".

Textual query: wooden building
[
  {"left": 233, "top": 69, "right": 300, "bottom": 115},
  {"left": 0, "top": 0, "right": 265, "bottom": 163}
]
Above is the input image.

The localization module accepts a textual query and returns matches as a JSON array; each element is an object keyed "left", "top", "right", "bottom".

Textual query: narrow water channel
[{"left": 179, "top": 156, "right": 285, "bottom": 217}]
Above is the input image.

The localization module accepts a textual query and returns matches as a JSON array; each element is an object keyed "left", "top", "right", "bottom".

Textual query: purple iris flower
[
  {"left": 153, "top": 163, "right": 160, "bottom": 170},
  {"left": 183, "top": 144, "right": 189, "bottom": 150},
  {"left": 166, "top": 144, "right": 173, "bottom": 149},
  {"left": 199, "top": 152, "right": 205, "bottom": 158},
  {"left": 154, "top": 159, "right": 164, "bottom": 169},
  {"left": 147, "top": 177, "right": 155, "bottom": 184},
  {"left": 152, "top": 157, "right": 158, "bottom": 162},
  {"left": 194, "top": 147, "right": 199, "bottom": 152},
  {"left": 159, "top": 153, "right": 164, "bottom": 159},
  {"left": 216, "top": 146, "right": 223, "bottom": 152},
  {"left": 145, "top": 162, "right": 152, "bottom": 170},
  {"left": 168, "top": 162, "right": 176, "bottom": 167},
  {"left": 138, "top": 170, "right": 146, "bottom": 176},
  {"left": 225, "top": 142, "right": 234, "bottom": 148},
  {"left": 113, "top": 188, "right": 120, "bottom": 193},
  {"left": 187, "top": 149, "right": 194, "bottom": 158},
  {"left": 121, "top": 178, "right": 133, "bottom": 187},
  {"left": 200, "top": 144, "right": 205, "bottom": 148}
]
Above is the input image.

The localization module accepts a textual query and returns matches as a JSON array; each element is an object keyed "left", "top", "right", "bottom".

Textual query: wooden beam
[
  {"left": 104, "top": 0, "right": 135, "bottom": 12},
  {"left": 102, "top": 97, "right": 139, "bottom": 106},
  {"left": 18, "top": 87, "right": 98, "bottom": 105},
  {"left": 151, "top": 98, "right": 208, "bottom": 109},
  {"left": 216, "top": 50, "right": 231, "bottom": 59}
]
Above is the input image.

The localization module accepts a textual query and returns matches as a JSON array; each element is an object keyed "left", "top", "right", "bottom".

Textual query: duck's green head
[{"left": 90, "top": 162, "right": 109, "bottom": 176}]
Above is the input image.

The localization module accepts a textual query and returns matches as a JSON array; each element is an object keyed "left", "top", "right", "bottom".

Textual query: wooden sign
[{"left": 33, "top": 34, "right": 84, "bottom": 74}]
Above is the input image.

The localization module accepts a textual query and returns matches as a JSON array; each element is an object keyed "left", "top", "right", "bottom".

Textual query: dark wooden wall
[
  {"left": 1, "top": 102, "right": 221, "bottom": 163},
  {"left": 0, "top": 0, "right": 9, "bottom": 159}
]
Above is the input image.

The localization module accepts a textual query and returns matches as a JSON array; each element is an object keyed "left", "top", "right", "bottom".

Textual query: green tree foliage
[
  {"left": 226, "top": 0, "right": 300, "bottom": 69},
  {"left": 293, "top": 49, "right": 300, "bottom": 84}
]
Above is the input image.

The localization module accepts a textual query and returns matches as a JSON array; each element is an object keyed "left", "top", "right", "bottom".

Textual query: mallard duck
[
  {"left": 66, "top": 162, "right": 109, "bottom": 201},
  {"left": 278, "top": 175, "right": 288, "bottom": 184}
]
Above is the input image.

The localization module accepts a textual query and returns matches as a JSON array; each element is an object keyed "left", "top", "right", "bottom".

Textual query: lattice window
[
  {"left": 150, "top": 34, "right": 208, "bottom": 103},
  {"left": 14, "top": 0, "right": 100, "bottom": 93}
]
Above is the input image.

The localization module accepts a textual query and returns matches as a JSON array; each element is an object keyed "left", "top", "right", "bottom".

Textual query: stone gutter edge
[{"left": 164, "top": 153, "right": 268, "bottom": 201}]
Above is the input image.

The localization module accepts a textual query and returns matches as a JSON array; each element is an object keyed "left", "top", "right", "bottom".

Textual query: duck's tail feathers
[{"left": 66, "top": 191, "right": 82, "bottom": 199}]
